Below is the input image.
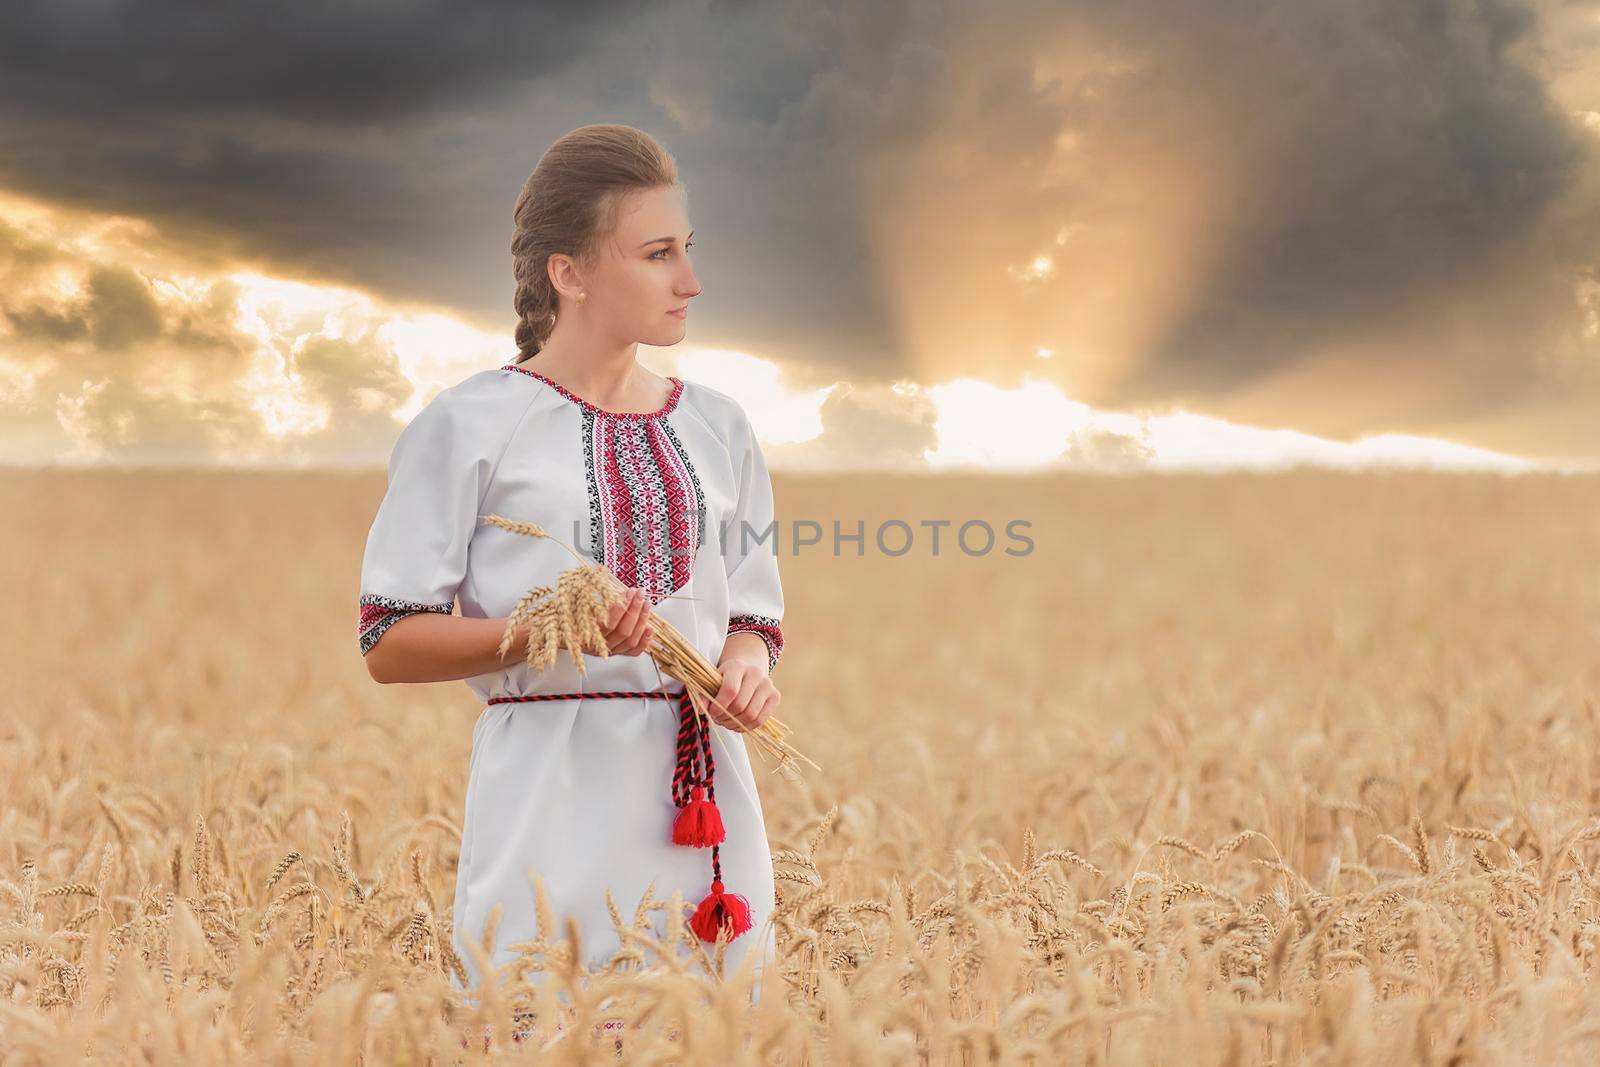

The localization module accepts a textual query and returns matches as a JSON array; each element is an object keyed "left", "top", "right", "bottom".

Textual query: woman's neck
[{"left": 520, "top": 345, "right": 668, "bottom": 413}]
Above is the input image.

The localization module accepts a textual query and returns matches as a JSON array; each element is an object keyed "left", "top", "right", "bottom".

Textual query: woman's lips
[{"left": 668, "top": 307, "right": 687, "bottom": 318}]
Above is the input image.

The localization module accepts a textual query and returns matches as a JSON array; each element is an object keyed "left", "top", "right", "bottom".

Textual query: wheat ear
[{"left": 481, "top": 514, "right": 817, "bottom": 779}]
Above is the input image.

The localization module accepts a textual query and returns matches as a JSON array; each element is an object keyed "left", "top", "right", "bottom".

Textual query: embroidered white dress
[{"left": 357, "top": 361, "right": 785, "bottom": 1000}]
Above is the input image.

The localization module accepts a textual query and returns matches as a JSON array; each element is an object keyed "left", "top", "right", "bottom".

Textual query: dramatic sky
[{"left": 4, "top": 0, "right": 1600, "bottom": 472}]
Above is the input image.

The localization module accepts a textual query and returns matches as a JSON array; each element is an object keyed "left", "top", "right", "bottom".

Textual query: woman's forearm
[
  {"left": 369, "top": 612, "right": 768, "bottom": 686},
  {"left": 720, "top": 631, "right": 772, "bottom": 673},
  {"left": 365, "top": 613, "right": 531, "bottom": 684}
]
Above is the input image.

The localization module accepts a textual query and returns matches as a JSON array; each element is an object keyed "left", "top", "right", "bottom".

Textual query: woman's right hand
[{"left": 601, "top": 587, "right": 656, "bottom": 656}]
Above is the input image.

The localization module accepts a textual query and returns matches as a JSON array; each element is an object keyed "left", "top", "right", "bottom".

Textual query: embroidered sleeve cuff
[
  {"left": 359, "top": 594, "right": 454, "bottom": 656},
  {"left": 727, "top": 613, "right": 783, "bottom": 673}
]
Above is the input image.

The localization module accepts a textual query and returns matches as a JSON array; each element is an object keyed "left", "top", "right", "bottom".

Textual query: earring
[{"left": 577, "top": 291, "right": 587, "bottom": 306}]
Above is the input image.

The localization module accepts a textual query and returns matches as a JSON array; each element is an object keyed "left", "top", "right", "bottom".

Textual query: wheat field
[{"left": 3, "top": 467, "right": 1600, "bottom": 1064}]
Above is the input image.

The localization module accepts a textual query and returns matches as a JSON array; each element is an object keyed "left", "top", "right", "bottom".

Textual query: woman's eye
[{"left": 652, "top": 241, "right": 693, "bottom": 260}]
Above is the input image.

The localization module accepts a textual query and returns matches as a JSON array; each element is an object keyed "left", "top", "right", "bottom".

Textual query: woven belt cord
[{"left": 486, "top": 688, "right": 752, "bottom": 942}]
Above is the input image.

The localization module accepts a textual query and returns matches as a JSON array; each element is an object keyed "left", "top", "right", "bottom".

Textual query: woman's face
[{"left": 582, "top": 184, "right": 701, "bottom": 347}]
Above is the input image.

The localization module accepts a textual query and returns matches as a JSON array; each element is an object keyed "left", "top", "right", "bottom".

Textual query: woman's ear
[{"left": 546, "top": 252, "right": 584, "bottom": 302}]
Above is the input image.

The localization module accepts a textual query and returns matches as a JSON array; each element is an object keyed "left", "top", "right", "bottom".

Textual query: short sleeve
[
  {"left": 723, "top": 411, "right": 785, "bottom": 672},
  {"left": 357, "top": 396, "right": 479, "bottom": 657}
]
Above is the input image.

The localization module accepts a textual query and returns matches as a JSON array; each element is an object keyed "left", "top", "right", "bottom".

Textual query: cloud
[
  {"left": 0, "top": 1, "right": 648, "bottom": 122},
  {"left": 86, "top": 267, "right": 164, "bottom": 350},
  {"left": 0, "top": 193, "right": 501, "bottom": 465},
  {"left": 0, "top": 189, "right": 1584, "bottom": 473},
  {"left": 913, "top": 374, "right": 1554, "bottom": 474},
  {"left": 657, "top": 347, "right": 834, "bottom": 444},
  {"left": 5, "top": 1, "right": 1600, "bottom": 464},
  {"left": 764, "top": 382, "right": 941, "bottom": 472},
  {"left": 0, "top": 0, "right": 877, "bottom": 357}
]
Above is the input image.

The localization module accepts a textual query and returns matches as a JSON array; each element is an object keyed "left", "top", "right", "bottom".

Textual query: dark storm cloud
[
  {"left": 0, "top": 0, "right": 647, "bottom": 121},
  {"left": 622, "top": 0, "right": 1600, "bottom": 419},
  {"left": 0, "top": 0, "right": 899, "bottom": 374},
  {"left": 1080, "top": 0, "right": 1600, "bottom": 409},
  {"left": 740, "top": 0, "right": 1600, "bottom": 420},
  {"left": 3, "top": 0, "right": 1600, "bottom": 460},
  {"left": 0, "top": 0, "right": 656, "bottom": 326}
]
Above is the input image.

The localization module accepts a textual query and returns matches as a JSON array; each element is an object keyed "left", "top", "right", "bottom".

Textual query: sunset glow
[{"left": 0, "top": 167, "right": 1593, "bottom": 473}]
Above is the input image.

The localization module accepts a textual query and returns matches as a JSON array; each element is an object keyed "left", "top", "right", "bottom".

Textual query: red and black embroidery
[
  {"left": 727, "top": 613, "right": 783, "bottom": 672},
  {"left": 504, "top": 363, "right": 703, "bottom": 603},
  {"left": 505, "top": 362, "right": 684, "bottom": 421},
  {"left": 359, "top": 594, "right": 452, "bottom": 655}
]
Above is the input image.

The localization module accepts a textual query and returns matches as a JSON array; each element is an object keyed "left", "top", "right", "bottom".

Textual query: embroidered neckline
[{"left": 503, "top": 362, "right": 684, "bottom": 420}]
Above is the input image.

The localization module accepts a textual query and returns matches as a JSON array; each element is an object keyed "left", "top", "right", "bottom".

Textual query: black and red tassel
[{"left": 672, "top": 690, "right": 749, "bottom": 942}]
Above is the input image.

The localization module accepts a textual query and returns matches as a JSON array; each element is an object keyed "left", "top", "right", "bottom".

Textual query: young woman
[{"left": 356, "top": 125, "right": 785, "bottom": 1016}]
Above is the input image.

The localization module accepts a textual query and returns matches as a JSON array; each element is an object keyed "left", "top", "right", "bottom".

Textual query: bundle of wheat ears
[{"left": 481, "top": 514, "right": 817, "bottom": 782}]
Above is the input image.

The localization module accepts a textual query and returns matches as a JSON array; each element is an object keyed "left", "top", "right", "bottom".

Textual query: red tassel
[
  {"left": 671, "top": 785, "right": 725, "bottom": 847},
  {"left": 689, "top": 879, "right": 752, "bottom": 942}
]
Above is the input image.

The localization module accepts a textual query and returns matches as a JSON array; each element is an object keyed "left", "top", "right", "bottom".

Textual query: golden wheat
[
  {"left": 1, "top": 467, "right": 1600, "bottom": 1062},
  {"left": 481, "top": 513, "right": 818, "bottom": 780}
]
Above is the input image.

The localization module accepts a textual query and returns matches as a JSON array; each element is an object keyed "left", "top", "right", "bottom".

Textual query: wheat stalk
[{"left": 481, "top": 514, "right": 818, "bottom": 780}]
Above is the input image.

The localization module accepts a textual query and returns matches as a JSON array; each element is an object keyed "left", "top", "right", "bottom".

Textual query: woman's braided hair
[{"left": 511, "top": 124, "right": 680, "bottom": 362}]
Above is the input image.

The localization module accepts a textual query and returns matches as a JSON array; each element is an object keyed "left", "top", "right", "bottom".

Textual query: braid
[
  {"left": 512, "top": 268, "right": 554, "bottom": 362},
  {"left": 510, "top": 213, "right": 558, "bottom": 360}
]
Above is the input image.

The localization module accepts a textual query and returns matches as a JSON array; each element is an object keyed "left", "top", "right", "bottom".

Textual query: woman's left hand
[{"left": 709, "top": 659, "right": 780, "bottom": 733}]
